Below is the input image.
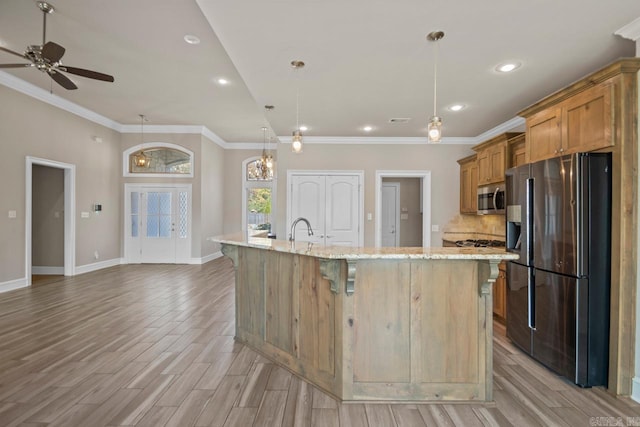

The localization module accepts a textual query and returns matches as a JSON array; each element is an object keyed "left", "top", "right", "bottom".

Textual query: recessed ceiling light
[
  {"left": 448, "top": 104, "right": 465, "bottom": 112},
  {"left": 299, "top": 125, "right": 308, "bottom": 132},
  {"left": 496, "top": 62, "right": 521, "bottom": 73},
  {"left": 363, "top": 126, "right": 373, "bottom": 132},
  {"left": 183, "top": 34, "right": 200, "bottom": 45},
  {"left": 217, "top": 78, "right": 229, "bottom": 85}
]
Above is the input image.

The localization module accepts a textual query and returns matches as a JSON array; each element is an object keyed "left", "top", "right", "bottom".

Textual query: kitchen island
[{"left": 214, "top": 234, "right": 518, "bottom": 402}]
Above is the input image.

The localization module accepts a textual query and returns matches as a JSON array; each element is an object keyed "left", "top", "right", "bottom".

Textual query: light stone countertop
[{"left": 213, "top": 233, "right": 519, "bottom": 261}]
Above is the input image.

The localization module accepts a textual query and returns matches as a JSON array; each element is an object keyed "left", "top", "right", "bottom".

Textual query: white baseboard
[
  {"left": 0, "top": 277, "right": 28, "bottom": 293},
  {"left": 75, "top": 258, "right": 124, "bottom": 275},
  {"left": 632, "top": 376, "right": 640, "bottom": 403},
  {"left": 32, "top": 266, "right": 64, "bottom": 275},
  {"left": 189, "top": 251, "right": 223, "bottom": 265}
]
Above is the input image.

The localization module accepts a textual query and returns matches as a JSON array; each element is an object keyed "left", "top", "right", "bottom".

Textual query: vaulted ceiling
[{"left": 1, "top": 0, "right": 639, "bottom": 144}]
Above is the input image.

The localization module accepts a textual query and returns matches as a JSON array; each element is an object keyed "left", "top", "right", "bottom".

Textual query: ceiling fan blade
[
  {"left": 0, "top": 45, "right": 26, "bottom": 59},
  {"left": 47, "top": 69, "right": 77, "bottom": 90},
  {"left": 60, "top": 66, "right": 114, "bottom": 82},
  {"left": 0, "top": 64, "right": 33, "bottom": 68},
  {"left": 41, "top": 41, "right": 65, "bottom": 62}
]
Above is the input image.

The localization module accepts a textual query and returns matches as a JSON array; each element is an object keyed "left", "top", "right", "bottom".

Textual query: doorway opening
[
  {"left": 375, "top": 170, "right": 431, "bottom": 248},
  {"left": 26, "top": 157, "right": 76, "bottom": 286}
]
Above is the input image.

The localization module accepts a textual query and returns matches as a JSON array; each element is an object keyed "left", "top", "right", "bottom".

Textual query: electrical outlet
[
  {"left": 431, "top": 224, "right": 440, "bottom": 232},
  {"left": 94, "top": 251, "right": 99, "bottom": 260},
  {"left": 8, "top": 210, "right": 16, "bottom": 219}
]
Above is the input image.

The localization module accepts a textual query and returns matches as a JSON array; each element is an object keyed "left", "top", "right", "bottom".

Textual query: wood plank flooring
[{"left": 1, "top": 258, "right": 639, "bottom": 426}]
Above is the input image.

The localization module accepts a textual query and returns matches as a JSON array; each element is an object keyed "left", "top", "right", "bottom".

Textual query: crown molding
[
  {"left": 276, "top": 136, "right": 477, "bottom": 145},
  {"left": 615, "top": 17, "right": 640, "bottom": 41},
  {"left": 0, "top": 71, "right": 525, "bottom": 149},
  {"left": 0, "top": 71, "right": 121, "bottom": 130}
]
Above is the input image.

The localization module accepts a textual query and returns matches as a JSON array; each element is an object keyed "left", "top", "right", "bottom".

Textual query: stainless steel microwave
[{"left": 478, "top": 184, "right": 505, "bottom": 215}]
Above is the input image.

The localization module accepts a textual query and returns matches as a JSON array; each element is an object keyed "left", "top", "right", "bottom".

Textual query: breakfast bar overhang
[{"left": 215, "top": 234, "right": 518, "bottom": 402}]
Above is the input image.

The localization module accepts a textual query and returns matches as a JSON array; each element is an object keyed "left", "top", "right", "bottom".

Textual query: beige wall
[
  {"left": 200, "top": 135, "right": 225, "bottom": 256},
  {"left": 32, "top": 165, "right": 64, "bottom": 268},
  {"left": 0, "top": 84, "right": 122, "bottom": 283},
  {"left": 274, "top": 143, "right": 475, "bottom": 246},
  {"left": 222, "top": 149, "right": 263, "bottom": 235},
  {"left": 382, "top": 177, "right": 423, "bottom": 247}
]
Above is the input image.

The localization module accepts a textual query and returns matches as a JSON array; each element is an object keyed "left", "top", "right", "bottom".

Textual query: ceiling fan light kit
[{"left": 0, "top": 2, "right": 114, "bottom": 90}]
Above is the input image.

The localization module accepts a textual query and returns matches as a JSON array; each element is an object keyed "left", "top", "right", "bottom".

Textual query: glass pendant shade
[
  {"left": 427, "top": 116, "right": 442, "bottom": 143},
  {"left": 292, "top": 130, "right": 303, "bottom": 153}
]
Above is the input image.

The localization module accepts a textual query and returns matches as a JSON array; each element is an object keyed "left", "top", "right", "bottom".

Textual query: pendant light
[
  {"left": 291, "top": 60, "right": 305, "bottom": 153},
  {"left": 427, "top": 31, "right": 444, "bottom": 143},
  {"left": 258, "top": 126, "right": 271, "bottom": 180},
  {"left": 133, "top": 114, "right": 151, "bottom": 168},
  {"left": 264, "top": 105, "right": 275, "bottom": 174}
]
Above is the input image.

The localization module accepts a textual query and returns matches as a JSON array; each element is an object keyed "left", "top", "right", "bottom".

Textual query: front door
[{"left": 125, "top": 185, "right": 191, "bottom": 263}]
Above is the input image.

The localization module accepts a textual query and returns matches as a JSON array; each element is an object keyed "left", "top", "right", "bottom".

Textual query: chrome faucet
[{"left": 289, "top": 217, "right": 314, "bottom": 242}]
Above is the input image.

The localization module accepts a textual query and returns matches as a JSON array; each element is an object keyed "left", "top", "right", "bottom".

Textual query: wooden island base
[{"left": 219, "top": 238, "right": 516, "bottom": 402}]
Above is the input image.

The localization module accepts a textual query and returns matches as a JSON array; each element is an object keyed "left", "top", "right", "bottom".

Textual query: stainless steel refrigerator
[{"left": 505, "top": 152, "right": 611, "bottom": 387}]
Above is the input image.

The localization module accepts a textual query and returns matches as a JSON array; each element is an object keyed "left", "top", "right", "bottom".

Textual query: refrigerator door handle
[
  {"left": 528, "top": 264, "right": 535, "bottom": 330},
  {"left": 526, "top": 178, "right": 533, "bottom": 263}
]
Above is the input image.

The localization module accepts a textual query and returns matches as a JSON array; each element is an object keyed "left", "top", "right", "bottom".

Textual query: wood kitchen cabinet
[
  {"left": 526, "top": 83, "right": 613, "bottom": 163},
  {"left": 493, "top": 261, "right": 507, "bottom": 322},
  {"left": 508, "top": 133, "right": 527, "bottom": 168},
  {"left": 517, "top": 59, "right": 640, "bottom": 395},
  {"left": 457, "top": 154, "right": 477, "bottom": 214},
  {"left": 473, "top": 132, "right": 521, "bottom": 185}
]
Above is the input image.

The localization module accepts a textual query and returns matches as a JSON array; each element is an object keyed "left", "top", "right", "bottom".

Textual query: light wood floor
[{"left": 1, "top": 259, "right": 639, "bottom": 426}]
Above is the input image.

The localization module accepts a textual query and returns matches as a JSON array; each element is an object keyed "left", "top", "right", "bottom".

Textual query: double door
[
  {"left": 288, "top": 174, "right": 361, "bottom": 246},
  {"left": 125, "top": 185, "right": 191, "bottom": 263}
]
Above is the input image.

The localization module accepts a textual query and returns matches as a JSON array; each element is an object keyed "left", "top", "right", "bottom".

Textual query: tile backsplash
[{"left": 442, "top": 214, "right": 506, "bottom": 242}]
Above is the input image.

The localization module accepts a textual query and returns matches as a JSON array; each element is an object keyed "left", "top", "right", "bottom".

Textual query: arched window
[
  {"left": 123, "top": 143, "right": 194, "bottom": 178},
  {"left": 243, "top": 156, "right": 276, "bottom": 239}
]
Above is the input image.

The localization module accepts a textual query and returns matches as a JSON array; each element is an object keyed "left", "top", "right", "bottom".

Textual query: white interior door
[
  {"left": 125, "top": 185, "right": 191, "bottom": 264},
  {"left": 325, "top": 175, "right": 360, "bottom": 246},
  {"left": 381, "top": 182, "right": 400, "bottom": 247},
  {"left": 290, "top": 175, "right": 325, "bottom": 243},
  {"left": 289, "top": 173, "right": 361, "bottom": 246}
]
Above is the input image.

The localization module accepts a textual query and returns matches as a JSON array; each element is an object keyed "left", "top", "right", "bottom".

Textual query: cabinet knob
[
  {"left": 554, "top": 150, "right": 558, "bottom": 154},
  {"left": 559, "top": 148, "right": 564, "bottom": 152}
]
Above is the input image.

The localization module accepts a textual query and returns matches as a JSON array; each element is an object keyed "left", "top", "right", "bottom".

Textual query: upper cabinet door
[
  {"left": 562, "top": 83, "right": 613, "bottom": 154},
  {"left": 527, "top": 107, "right": 562, "bottom": 163}
]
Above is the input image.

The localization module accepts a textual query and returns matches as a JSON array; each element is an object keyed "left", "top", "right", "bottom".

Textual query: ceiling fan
[{"left": 0, "top": 1, "right": 114, "bottom": 90}]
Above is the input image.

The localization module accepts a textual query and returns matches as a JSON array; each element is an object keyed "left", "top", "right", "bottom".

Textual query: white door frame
[
  {"left": 26, "top": 156, "right": 76, "bottom": 285},
  {"left": 286, "top": 170, "right": 364, "bottom": 247},
  {"left": 124, "top": 183, "right": 192, "bottom": 263},
  {"left": 381, "top": 182, "right": 401, "bottom": 247},
  {"left": 375, "top": 170, "right": 431, "bottom": 248}
]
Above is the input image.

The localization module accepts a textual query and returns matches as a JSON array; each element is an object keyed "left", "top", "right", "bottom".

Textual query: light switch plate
[
  {"left": 8, "top": 210, "right": 16, "bottom": 219},
  {"left": 431, "top": 224, "right": 440, "bottom": 232},
  {"left": 81, "top": 212, "right": 90, "bottom": 219}
]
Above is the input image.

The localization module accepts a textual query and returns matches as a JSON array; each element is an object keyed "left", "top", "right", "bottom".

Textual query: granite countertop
[{"left": 212, "top": 233, "right": 519, "bottom": 261}]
